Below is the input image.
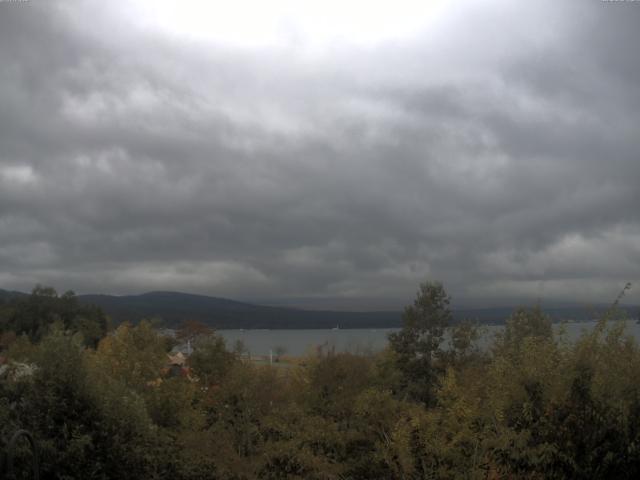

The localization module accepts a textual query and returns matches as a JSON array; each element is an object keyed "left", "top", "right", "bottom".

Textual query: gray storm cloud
[{"left": 0, "top": 0, "right": 638, "bottom": 307}]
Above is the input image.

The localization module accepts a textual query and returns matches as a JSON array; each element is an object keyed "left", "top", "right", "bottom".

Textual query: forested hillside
[
  {"left": 2, "top": 288, "right": 631, "bottom": 329},
  {"left": 77, "top": 291, "right": 403, "bottom": 329}
]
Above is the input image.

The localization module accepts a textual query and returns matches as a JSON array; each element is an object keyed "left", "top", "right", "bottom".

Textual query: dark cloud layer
[{"left": 1, "top": 0, "right": 639, "bottom": 308}]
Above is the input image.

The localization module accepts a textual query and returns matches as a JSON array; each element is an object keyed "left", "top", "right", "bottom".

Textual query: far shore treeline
[
  {"left": 1, "top": 282, "right": 640, "bottom": 479},
  {"left": 0, "top": 287, "right": 631, "bottom": 329}
]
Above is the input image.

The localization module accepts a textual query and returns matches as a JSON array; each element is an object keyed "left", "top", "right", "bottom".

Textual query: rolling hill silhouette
[{"left": 1, "top": 289, "right": 637, "bottom": 329}]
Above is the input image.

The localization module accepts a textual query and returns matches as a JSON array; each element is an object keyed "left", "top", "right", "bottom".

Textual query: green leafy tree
[
  {"left": 90, "top": 321, "right": 167, "bottom": 391},
  {"left": 389, "top": 280, "right": 452, "bottom": 404},
  {"left": 8, "top": 328, "right": 155, "bottom": 479},
  {"left": 496, "top": 306, "right": 553, "bottom": 354},
  {"left": 1, "top": 286, "right": 107, "bottom": 346},
  {"left": 201, "top": 363, "right": 288, "bottom": 477},
  {"left": 188, "top": 333, "right": 236, "bottom": 385}
]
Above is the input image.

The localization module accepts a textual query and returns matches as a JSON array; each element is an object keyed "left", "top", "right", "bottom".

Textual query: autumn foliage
[{"left": 1, "top": 283, "right": 639, "bottom": 479}]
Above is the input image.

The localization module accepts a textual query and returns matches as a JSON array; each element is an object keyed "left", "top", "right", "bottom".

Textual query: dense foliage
[{"left": 1, "top": 283, "right": 639, "bottom": 479}]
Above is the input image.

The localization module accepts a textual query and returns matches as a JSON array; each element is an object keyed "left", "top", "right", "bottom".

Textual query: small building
[{"left": 166, "top": 352, "right": 189, "bottom": 378}]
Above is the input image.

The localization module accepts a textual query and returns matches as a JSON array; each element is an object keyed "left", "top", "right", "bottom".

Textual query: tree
[
  {"left": 494, "top": 306, "right": 553, "bottom": 356},
  {"left": 304, "top": 353, "right": 375, "bottom": 421},
  {"left": 233, "top": 339, "right": 249, "bottom": 357},
  {"left": 176, "top": 319, "right": 212, "bottom": 345},
  {"left": 188, "top": 333, "right": 236, "bottom": 385},
  {"left": 91, "top": 321, "right": 167, "bottom": 391},
  {"left": 273, "top": 345, "right": 287, "bottom": 362},
  {"left": 1, "top": 286, "right": 108, "bottom": 346},
  {"left": 388, "top": 281, "right": 452, "bottom": 404},
  {"left": 9, "top": 328, "right": 155, "bottom": 479}
]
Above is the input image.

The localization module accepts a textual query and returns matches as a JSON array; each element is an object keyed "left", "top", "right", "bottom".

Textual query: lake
[{"left": 218, "top": 319, "right": 640, "bottom": 357}]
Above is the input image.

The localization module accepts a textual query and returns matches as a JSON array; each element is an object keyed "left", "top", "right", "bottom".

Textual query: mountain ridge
[{"left": 1, "top": 288, "right": 637, "bottom": 329}]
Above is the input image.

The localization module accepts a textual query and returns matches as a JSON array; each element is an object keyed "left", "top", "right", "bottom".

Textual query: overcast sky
[{"left": 0, "top": 0, "right": 638, "bottom": 308}]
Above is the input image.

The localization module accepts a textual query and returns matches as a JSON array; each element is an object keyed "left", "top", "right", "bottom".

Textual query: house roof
[{"left": 167, "top": 351, "right": 186, "bottom": 366}]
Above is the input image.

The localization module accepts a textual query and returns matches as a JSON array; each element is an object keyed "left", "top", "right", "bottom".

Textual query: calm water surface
[{"left": 218, "top": 320, "right": 640, "bottom": 357}]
